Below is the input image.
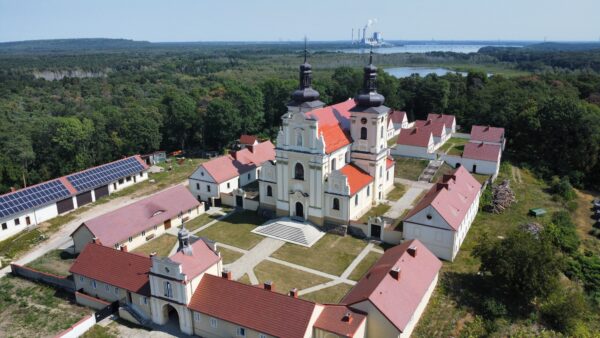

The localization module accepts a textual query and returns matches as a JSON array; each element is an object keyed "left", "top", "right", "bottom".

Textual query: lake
[
  {"left": 339, "top": 43, "right": 523, "bottom": 54},
  {"left": 385, "top": 67, "right": 468, "bottom": 78}
]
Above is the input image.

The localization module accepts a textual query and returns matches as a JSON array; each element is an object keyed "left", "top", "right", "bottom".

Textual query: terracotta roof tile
[
  {"left": 339, "top": 164, "right": 374, "bottom": 196},
  {"left": 69, "top": 243, "right": 152, "bottom": 296},
  {"left": 200, "top": 141, "right": 275, "bottom": 184},
  {"left": 320, "top": 124, "right": 353, "bottom": 154},
  {"left": 397, "top": 128, "right": 433, "bottom": 147},
  {"left": 314, "top": 305, "right": 367, "bottom": 337},
  {"left": 427, "top": 113, "right": 455, "bottom": 128},
  {"left": 387, "top": 157, "right": 395, "bottom": 169},
  {"left": 414, "top": 119, "right": 446, "bottom": 137},
  {"left": 239, "top": 134, "right": 258, "bottom": 145},
  {"left": 305, "top": 99, "right": 354, "bottom": 130},
  {"left": 403, "top": 166, "right": 481, "bottom": 231},
  {"left": 341, "top": 239, "right": 442, "bottom": 332},
  {"left": 76, "top": 185, "right": 200, "bottom": 247},
  {"left": 188, "top": 274, "right": 317, "bottom": 338},
  {"left": 470, "top": 125, "right": 505, "bottom": 143},
  {"left": 169, "top": 240, "right": 221, "bottom": 280},
  {"left": 389, "top": 111, "right": 408, "bottom": 124},
  {"left": 462, "top": 142, "right": 501, "bottom": 162}
]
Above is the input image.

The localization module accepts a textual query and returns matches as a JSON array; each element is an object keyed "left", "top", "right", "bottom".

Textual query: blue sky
[{"left": 0, "top": 0, "right": 598, "bottom": 42}]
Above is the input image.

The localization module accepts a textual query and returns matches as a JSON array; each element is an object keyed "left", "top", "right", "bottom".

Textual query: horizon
[{"left": 1, "top": 0, "right": 599, "bottom": 43}]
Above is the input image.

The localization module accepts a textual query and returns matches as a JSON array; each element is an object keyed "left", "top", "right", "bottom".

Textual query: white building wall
[
  {"left": 0, "top": 203, "right": 59, "bottom": 242},
  {"left": 392, "top": 144, "right": 436, "bottom": 160},
  {"left": 400, "top": 273, "right": 439, "bottom": 338},
  {"left": 441, "top": 155, "right": 500, "bottom": 177},
  {"left": 108, "top": 171, "right": 148, "bottom": 194},
  {"left": 349, "top": 184, "right": 374, "bottom": 221},
  {"left": 350, "top": 300, "right": 401, "bottom": 338}
]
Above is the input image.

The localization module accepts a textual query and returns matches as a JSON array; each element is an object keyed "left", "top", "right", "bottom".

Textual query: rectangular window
[
  {"left": 92, "top": 280, "right": 97, "bottom": 289},
  {"left": 196, "top": 183, "right": 200, "bottom": 190},
  {"left": 210, "top": 318, "right": 218, "bottom": 328},
  {"left": 154, "top": 225, "right": 157, "bottom": 231},
  {"left": 164, "top": 281, "right": 173, "bottom": 298},
  {"left": 129, "top": 237, "right": 132, "bottom": 242},
  {"left": 207, "top": 185, "right": 211, "bottom": 192},
  {"left": 14, "top": 218, "right": 20, "bottom": 226},
  {"left": 114, "top": 287, "right": 119, "bottom": 295},
  {"left": 140, "top": 172, "right": 143, "bottom": 178},
  {"left": 79, "top": 276, "right": 84, "bottom": 282},
  {"left": 237, "top": 327, "right": 246, "bottom": 337},
  {"left": 105, "top": 284, "right": 110, "bottom": 292},
  {"left": 1, "top": 223, "right": 6, "bottom": 230},
  {"left": 227, "top": 182, "right": 230, "bottom": 189},
  {"left": 259, "top": 334, "right": 267, "bottom": 338},
  {"left": 25, "top": 216, "right": 31, "bottom": 225},
  {"left": 141, "top": 297, "right": 147, "bottom": 305},
  {"left": 118, "top": 178, "right": 124, "bottom": 184},
  {"left": 142, "top": 231, "right": 146, "bottom": 236},
  {"left": 194, "top": 312, "right": 201, "bottom": 321},
  {"left": 247, "top": 173, "right": 250, "bottom": 180},
  {"left": 355, "top": 195, "right": 358, "bottom": 206},
  {"left": 126, "top": 176, "right": 132, "bottom": 182}
]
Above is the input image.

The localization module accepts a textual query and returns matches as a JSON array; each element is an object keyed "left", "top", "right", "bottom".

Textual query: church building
[{"left": 259, "top": 52, "right": 395, "bottom": 226}]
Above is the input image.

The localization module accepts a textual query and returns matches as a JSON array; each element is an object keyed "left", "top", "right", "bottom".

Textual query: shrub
[
  {"left": 481, "top": 297, "right": 507, "bottom": 318},
  {"left": 540, "top": 286, "right": 588, "bottom": 335},
  {"left": 544, "top": 211, "right": 579, "bottom": 253},
  {"left": 565, "top": 200, "right": 578, "bottom": 212},
  {"left": 549, "top": 176, "right": 576, "bottom": 201},
  {"left": 479, "top": 185, "right": 493, "bottom": 212}
]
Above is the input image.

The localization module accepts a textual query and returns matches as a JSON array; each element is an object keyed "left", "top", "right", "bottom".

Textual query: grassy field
[
  {"left": 81, "top": 324, "right": 119, "bottom": 338},
  {"left": 437, "top": 137, "right": 468, "bottom": 154},
  {"left": 254, "top": 261, "right": 330, "bottom": 295},
  {"left": 196, "top": 210, "right": 266, "bottom": 250},
  {"left": 237, "top": 273, "right": 251, "bottom": 285},
  {"left": 271, "top": 234, "right": 367, "bottom": 276},
  {"left": 348, "top": 251, "right": 383, "bottom": 281},
  {"left": 573, "top": 190, "right": 600, "bottom": 256},
  {"left": 430, "top": 163, "right": 454, "bottom": 183},
  {"left": 395, "top": 158, "right": 429, "bottom": 181},
  {"left": 413, "top": 164, "right": 566, "bottom": 337},
  {"left": 358, "top": 203, "right": 391, "bottom": 224},
  {"left": 0, "top": 276, "right": 91, "bottom": 337},
  {"left": 218, "top": 247, "right": 244, "bottom": 264},
  {"left": 132, "top": 234, "right": 177, "bottom": 257},
  {"left": 25, "top": 249, "right": 76, "bottom": 276},
  {"left": 387, "top": 183, "right": 407, "bottom": 201},
  {"left": 300, "top": 283, "right": 354, "bottom": 304},
  {"left": 186, "top": 212, "right": 221, "bottom": 232}
]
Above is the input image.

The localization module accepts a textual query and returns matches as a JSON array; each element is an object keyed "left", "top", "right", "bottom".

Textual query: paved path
[
  {"left": 395, "top": 177, "right": 433, "bottom": 190},
  {"left": 340, "top": 243, "right": 374, "bottom": 280},
  {"left": 384, "top": 186, "right": 426, "bottom": 219},
  {"left": 224, "top": 238, "right": 286, "bottom": 281},
  {"left": 166, "top": 208, "right": 231, "bottom": 257},
  {"left": 0, "top": 181, "right": 188, "bottom": 279}
]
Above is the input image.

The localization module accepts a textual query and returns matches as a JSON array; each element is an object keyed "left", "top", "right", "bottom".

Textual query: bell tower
[{"left": 349, "top": 50, "right": 391, "bottom": 204}]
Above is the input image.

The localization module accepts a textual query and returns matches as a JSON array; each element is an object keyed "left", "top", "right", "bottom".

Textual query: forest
[{"left": 1, "top": 41, "right": 600, "bottom": 194}]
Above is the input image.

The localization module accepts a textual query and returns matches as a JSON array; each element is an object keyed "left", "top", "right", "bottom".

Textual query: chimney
[
  {"left": 408, "top": 246, "right": 417, "bottom": 257},
  {"left": 120, "top": 245, "right": 128, "bottom": 253},
  {"left": 443, "top": 174, "right": 457, "bottom": 182},
  {"left": 342, "top": 312, "right": 353, "bottom": 324},
  {"left": 149, "top": 251, "right": 157, "bottom": 258},
  {"left": 289, "top": 288, "right": 298, "bottom": 298},
  {"left": 485, "top": 125, "right": 490, "bottom": 131},
  {"left": 247, "top": 145, "right": 254, "bottom": 153},
  {"left": 436, "top": 183, "right": 449, "bottom": 191},
  {"left": 92, "top": 237, "right": 100, "bottom": 244},
  {"left": 390, "top": 266, "right": 401, "bottom": 280},
  {"left": 411, "top": 128, "right": 418, "bottom": 134},
  {"left": 264, "top": 281, "right": 274, "bottom": 291},
  {"left": 479, "top": 142, "right": 484, "bottom": 147},
  {"left": 221, "top": 269, "right": 232, "bottom": 280}
]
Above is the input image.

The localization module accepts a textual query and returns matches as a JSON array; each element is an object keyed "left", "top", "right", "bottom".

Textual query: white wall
[
  {"left": 0, "top": 203, "right": 59, "bottom": 242},
  {"left": 108, "top": 171, "right": 148, "bottom": 194},
  {"left": 441, "top": 155, "right": 499, "bottom": 177},
  {"left": 392, "top": 145, "right": 436, "bottom": 160}
]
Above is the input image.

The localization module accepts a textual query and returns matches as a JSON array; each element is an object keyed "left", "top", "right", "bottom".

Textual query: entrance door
[
  {"left": 472, "top": 164, "right": 477, "bottom": 173},
  {"left": 236, "top": 195, "right": 243, "bottom": 208},
  {"left": 164, "top": 219, "right": 171, "bottom": 230},
  {"left": 295, "top": 202, "right": 304, "bottom": 219},
  {"left": 371, "top": 224, "right": 382, "bottom": 239}
]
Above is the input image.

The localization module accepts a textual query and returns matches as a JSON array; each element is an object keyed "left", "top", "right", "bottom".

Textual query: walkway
[
  {"left": 419, "top": 159, "right": 444, "bottom": 182},
  {"left": 384, "top": 186, "right": 426, "bottom": 219},
  {"left": 166, "top": 207, "right": 231, "bottom": 257},
  {"left": 224, "top": 238, "right": 285, "bottom": 282}
]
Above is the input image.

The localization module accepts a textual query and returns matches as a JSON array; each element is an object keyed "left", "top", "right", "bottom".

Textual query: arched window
[
  {"left": 360, "top": 127, "right": 367, "bottom": 140},
  {"left": 331, "top": 158, "right": 337, "bottom": 171},
  {"left": 294, "top": 163, "right": 304, "bottom": 180},
  {"left": 296, "top": 130, "right": 303, "bottom": 147},
  {"left": 267, "top": 185, "right": 273, "bottom": 197},
  {"left": 333, "top": 198, "right": 340, "bottom": 210},
  {"left": 164, "top": 281, "right": 173, "bottom": 298}
]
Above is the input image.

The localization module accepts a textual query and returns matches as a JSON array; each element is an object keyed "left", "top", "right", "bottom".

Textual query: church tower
[{"left": 350, "top": 51, "right": 391, "bottom": 203}]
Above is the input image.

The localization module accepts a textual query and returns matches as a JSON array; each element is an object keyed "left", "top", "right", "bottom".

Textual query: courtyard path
[
  {"left": 225, "top": 237, "right": 285, "bottom": 281},
  {"left": 165, "top": 208, "right": 231, "bottom": 257},
  {"left": 384, "top": 186, "right": 426, "bottom": 219},
  {"left": 340, "top": 243, "right": 374, "bottom": 280}
]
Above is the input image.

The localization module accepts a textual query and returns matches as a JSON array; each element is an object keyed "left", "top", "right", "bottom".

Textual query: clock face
[{"left": 361, "top": 118, "right": 367, "bottom": 124}]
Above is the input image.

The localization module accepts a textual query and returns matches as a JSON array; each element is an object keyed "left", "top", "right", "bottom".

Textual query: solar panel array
[
  {"left": 0, "top": 180, "right": 71, "bottom": 218},
  {"left": 67, "top": 157, "right": 145, "bottom": 192}
]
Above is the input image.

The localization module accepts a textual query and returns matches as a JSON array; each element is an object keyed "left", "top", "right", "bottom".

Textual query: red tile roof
[
  {"left": 314, "top": 305, "right": 367, "bottom": 337},
  {"left": 200, "top": 141, "right": 275, "bottom": 184},
  {"left": 320, "top": 124, "right": 353, "bottom": 154},
  {"left": 396, "top": 128, "right": 433, "bottom": 147},
  {"left": 76, "top": 185, "right": 200, "bottom": 247},
  {"left": 462, "top": 142, "right": 501, "bottom": 162},
  {"left": 427, "top": 113, "right": 455, "bottom": 128},
  {"left": 342, "top": 239, "right": 442, "bottom": 333},
  {"left": 470, "top": 125, "right": 505, "bottom": 143},
  {"left": 414, "top": 119, "right": 446, "bottom": 137},
  {"left": 404, "top": 166, "right": 481, "bottom": 231},
  {"left": 239, "top": 134, "right": 258, "bottom": 145},
  {"left": 169, "top": 240, "right": 221, "bottom": 280},
  {"left": 389, "top": 110, "right": 408, "bottom": 125},
  {"left": 69, "top": 243, "right": 152, "bottom": 296},
  {"left": 387, "top": 157, "right": 395, "bottom": 169},
  {"left": 188, "top": 274, "right": 317, "bottom": 338},
  {"left": 340, "top": 164, "right": 374, "bottom": 196},
  {"left": 305, "top": 99, "right": 354, "bottom": 130}
]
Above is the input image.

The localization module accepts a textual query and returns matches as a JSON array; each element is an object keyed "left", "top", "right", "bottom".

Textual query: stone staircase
[
  {"left": 120, "top": 302, "right": 151, "bottom": 327},
  {"left": 252, "top": 218, "right": 325, "bottom": 247}
]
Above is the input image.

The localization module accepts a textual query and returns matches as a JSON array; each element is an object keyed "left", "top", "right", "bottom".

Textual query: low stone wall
[
  {"left": 75, "top": 291, "right": 111, "bottom": 310},
  {"left": 10, "top": 264, "right": 75, "bottom": 292},
  {"left": 348, "top": 222, "right": 368, "bottom": 239},
  {"left": 323, "top": 222, "right": 347, "bottom": 236},
  {"left": 55, "top": 314, "right": 96, "bottom": 338}
]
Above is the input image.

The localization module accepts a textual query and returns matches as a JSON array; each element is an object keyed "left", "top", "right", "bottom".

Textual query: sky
[{"left": 0, "top": 0, "right": 599, "bottom": 43}]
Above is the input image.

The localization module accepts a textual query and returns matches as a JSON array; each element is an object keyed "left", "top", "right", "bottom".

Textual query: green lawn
[
  {"left": 387, "top": 183, "right": 407, "bottom": 201},
  {"left": 0, "top": 275, "right": 92, "bottom": 337},
  {"left": 348, "top": 251, "right": 383, "bottom": 281},
  {"left": 430, "top": 163, "right": 454, "bottom": 183},
  {"left": 132, "top": 234, "right": 177, "bottom": 257},
  {"left": 358, "top": 203, "right": 391, "bottom": 224},
  {"left": 438, "top": 137, "right": 469, "bottom": 154},
  {"left": 395, "top": 158, "right": 429, "bottom": 181},
  {"left": 186, "top": 212, "right": 221, "bottom": 232},
  {"left": 196, "top": 210, "right": 266, "bottom": 250},
  {"left": 81, "top": 324, "right": 118, "bottom": 338},
  {"left": 413, "top": 164, "right": 566, "bottom": 337},
  {"left": 237, "top": 273, "right": 251, "bottom": 285},
  {"left": 218, "top": 247, "right": 244, "bottom": 264},
  {"left": 300, "top": 283, "right": 354, "bottom": 304},
  {"left": 473, "top": 173, "right": 491, "bottom": 184},
  {"left": 25, "top": 249, "right": 76, "bottom": 276},
  {"left": 254, "top": 261, "right": 331, "bottom": 295},
  {"left": 271, "top": 234, "right": 367, "bottom": 276}
]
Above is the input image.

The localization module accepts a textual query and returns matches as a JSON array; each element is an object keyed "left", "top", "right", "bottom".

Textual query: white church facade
[{"left": 259, "top": 53, "right": 395, "bottom": 226}]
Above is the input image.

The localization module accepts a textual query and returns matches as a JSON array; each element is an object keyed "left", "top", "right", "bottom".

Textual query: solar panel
[
  {"left": 67, "top": 157, "right": 145, "bottom": 192},
  {"left": 0, "top": 180, "right": 71, "bottom": 219}
]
